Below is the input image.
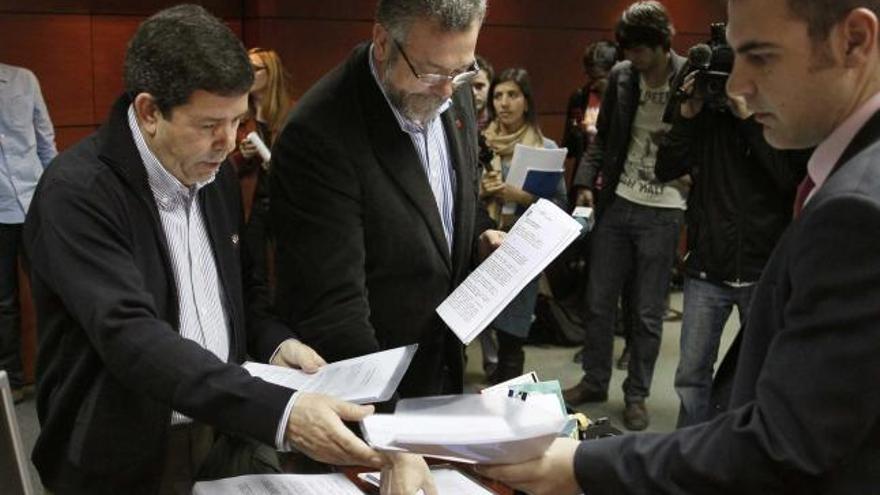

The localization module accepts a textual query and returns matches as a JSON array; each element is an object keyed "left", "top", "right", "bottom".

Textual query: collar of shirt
[
  {"left": 368, "top": 43, "right": 452, "bottom": 134},
  {"left": 806, "top": 90, "right": 880, "bottom": 203},
  {"left": 126, "top": 105, "right": 215, "bottom": 209}
]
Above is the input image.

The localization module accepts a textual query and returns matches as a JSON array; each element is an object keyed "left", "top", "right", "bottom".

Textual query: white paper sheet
[
  {"left": 358, "top": 466, "right": 495, "bottom": 495},
  {"left": 192, "top": 473, "right": 362, "bottom": 495},
  {"left": 502, "top": 144, "right": 567, "bottom": 215},
  {"left": 436, "top": 199, "right": 582, "bottom": 344},
  {"left": 361, "top": 394, "right": 568, "bottom": 464},
  {"left": 243, "top": 344, "right": 417, "bottom": 404}
]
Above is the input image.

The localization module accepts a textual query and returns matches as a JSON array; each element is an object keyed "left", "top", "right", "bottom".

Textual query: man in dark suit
[
  {"left": 271, "top": 0, "right": 498, "bottom": 400},
  {"left": 479, "top": 0, "right": 880, "bottom": 492},
  {"left": 23, "top": 6, "right": 390, "bottom": 494}
]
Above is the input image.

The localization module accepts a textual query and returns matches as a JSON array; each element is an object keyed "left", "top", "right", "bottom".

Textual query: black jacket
[
  {"left": 24, "top": 95, "right": 295, "bottom": 493},
  {"left": 270, "top": 43, "right": 489, "bottom": 398},
  {"left": 655, "top": 109, "right": 806, "bottom": 283},
  {"left": 573, "top": 110, "right": 880, "bottom": 495},
  {"left": 572, "top": 53, "right": 687, "bottom": 215}
]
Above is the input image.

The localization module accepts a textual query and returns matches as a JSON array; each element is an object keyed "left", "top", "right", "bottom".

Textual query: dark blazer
[
  {"left": 270, "top": 43, "right": 486, "bottom": 398},
  {"left": 572, "top": 53, "right": 686, "bottom": 217},
  {"left": 572, "top": 112, "right": 880, "bottom": 493},
  {"left": 24, "top": 95, "right": 296, "bottom": 494},
  {"left": 655, "top": 110, "right": 806, "bottom": 284}
]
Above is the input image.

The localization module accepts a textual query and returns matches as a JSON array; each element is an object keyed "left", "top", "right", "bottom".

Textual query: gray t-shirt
[{"left": 615, "top": 76, "right": 688, "bottom": 209}]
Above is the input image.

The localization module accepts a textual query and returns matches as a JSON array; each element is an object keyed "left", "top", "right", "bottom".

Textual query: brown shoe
[
  {"left": 623, "top": 401, "right": 649, "bottom": 431},
  {"left": 563, "top": 380, "right": 608, "bottom": 405}
]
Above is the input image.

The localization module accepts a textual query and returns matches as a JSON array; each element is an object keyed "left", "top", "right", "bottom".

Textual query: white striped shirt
[
  {"left": 369, "top": 46, "right": 457, "bottom": 252},
  {"left": 127, "top": 106, "right": 230, "bottom": 425}
]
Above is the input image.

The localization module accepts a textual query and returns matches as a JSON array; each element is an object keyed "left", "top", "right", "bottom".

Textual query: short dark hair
[
  {"left": 376, "top": 0, "right": 487, "bottom": 42},
  {"left": 785, "top": 0, "right": 880, "bottom": 41},
  {"left": 488, "top": 67, "right": 539, "bottom": 127},
  {"left": 476, "top": 54, "right": 494, "bottom": 82},
  {"left": 583, "top": 40, "right": 620, "bottom": 74},
  {"left": 124, "top": 4, "right": 253, "bottom": 115},
  {"left": 615, "top": 1, "right": 674, "bottom": 51}
]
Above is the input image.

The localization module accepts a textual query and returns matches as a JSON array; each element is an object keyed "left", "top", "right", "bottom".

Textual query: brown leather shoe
[
  {"left": 623, "top": 401, "right": 649, "bottom": 431},
  {"left": 563, "top": 380, "right": 608, "bottom": 405}
]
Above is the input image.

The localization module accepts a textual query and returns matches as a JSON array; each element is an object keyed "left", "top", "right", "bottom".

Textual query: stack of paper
[
  {"left": 243, "top": 345, "right": 417, "bottom": 404},
  {"left": 358, "top": 466, "right": 494, "bottom": 494},
  {"left": 361, "top": 394, "right": 568, "bottom": 465},
  {"left": 502, "top": 144, "right": 567, "bottom": 215},
  {"left": 437, "top": 199, "right": 583, "bottom": 344},
  {"left": 192, "top": 473, "right": 362, "bottom": 495}
]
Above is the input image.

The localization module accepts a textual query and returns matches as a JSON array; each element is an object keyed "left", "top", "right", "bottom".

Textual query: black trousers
[{"left": 0, "top": 223, "right": 23, "bottom": 389}]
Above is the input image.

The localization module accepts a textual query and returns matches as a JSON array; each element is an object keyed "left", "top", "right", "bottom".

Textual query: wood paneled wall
[
  {"left": 243, "top": 0, "right": 727, "bottom": 144},
  {"left": 1, "top": 0, "right": 725, "bottom": 382}
]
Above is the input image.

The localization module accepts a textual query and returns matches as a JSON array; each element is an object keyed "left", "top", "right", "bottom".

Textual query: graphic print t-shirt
[{"left": 615, "top": 76, "right": 687, "bottom": 209}]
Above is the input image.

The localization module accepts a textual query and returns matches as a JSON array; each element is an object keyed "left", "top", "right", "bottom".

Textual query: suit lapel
[
  {"left": 356, "top": 46, "right": 453, "bottom": 269},
  {"left": 99, "top": 95, "right": 180, "bottom": 327},
  {"left": 198, "top": 176, "right": 242, "bottom": 361}
]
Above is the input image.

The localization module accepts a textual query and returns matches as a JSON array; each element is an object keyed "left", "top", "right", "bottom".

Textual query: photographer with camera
[{"left": 655, "top": 23, "right": 807, "bottom": 428}]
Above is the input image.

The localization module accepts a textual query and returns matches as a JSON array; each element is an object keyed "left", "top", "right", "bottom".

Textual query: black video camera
[{"left": 688, "top": 23, "right": 734, "bottom": 111}]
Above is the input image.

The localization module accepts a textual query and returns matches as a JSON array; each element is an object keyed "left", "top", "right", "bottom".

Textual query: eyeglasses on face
[{"left": 392, "top": 38, "right": 480, "bottom": 87}]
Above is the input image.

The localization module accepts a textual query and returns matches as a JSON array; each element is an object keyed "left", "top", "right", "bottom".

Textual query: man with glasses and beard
[{"left": 270, "top": 0, "right": 500, "bottom": 489}]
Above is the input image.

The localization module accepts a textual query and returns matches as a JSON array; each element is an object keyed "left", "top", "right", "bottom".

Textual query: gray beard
[{"left": 381, "top": 65, "right": 445, "bottom": 124}]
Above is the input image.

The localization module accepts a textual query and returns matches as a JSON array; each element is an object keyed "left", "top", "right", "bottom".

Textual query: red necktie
[{"left": 793, "top": 175, "right": 815, "bottom": 219}]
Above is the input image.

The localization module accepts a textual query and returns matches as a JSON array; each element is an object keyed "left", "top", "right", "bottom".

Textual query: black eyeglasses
[{"left": 392, "top": 38, "right": 480, "bottom": 87}]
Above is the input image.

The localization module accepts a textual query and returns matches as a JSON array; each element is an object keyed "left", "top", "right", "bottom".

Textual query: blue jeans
[
  {"left": 675, "top": 276, "right": 755, "bottom": 427},
  {"left": 580, "top": 198, "right": 683, "bottom": 403}
]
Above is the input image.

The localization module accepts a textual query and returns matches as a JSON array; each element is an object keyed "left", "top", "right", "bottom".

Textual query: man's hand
[
  {"left": 679, "top": 71, "right": 704, "bottom": 119},
  {"left": 286, "top": 392, "right": 384, "bottom": 468},
  {"left": 379, "top": 453, "right": 437, "bottom": 495},
  {"left": 271, "top": 339, "right": 327, "bottom": 373},
  {"left": 476, "top": 438, "right": 581, "bottom": 495},
  {"left": 478, "top": 229, "right": 506, "bottom": 260},
  {"left": 574, "top": 187, "right": 594, "bottom": 208}
]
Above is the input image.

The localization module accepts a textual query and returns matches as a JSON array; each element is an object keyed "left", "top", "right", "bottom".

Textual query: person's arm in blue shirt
[{"left": 29, "top": 71, "right": 57, "bottom": 167}]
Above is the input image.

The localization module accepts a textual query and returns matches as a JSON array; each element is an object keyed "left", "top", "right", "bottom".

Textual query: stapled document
[
  {"left": 437, "top": 199, "right": 583, "bottom": 344},
  {"left": 243, "top": 344, "right": 417, "bottom": 404}
]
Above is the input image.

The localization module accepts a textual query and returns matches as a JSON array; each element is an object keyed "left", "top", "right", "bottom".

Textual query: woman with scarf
[{"left": 481, "top": 67, "right": 568, "bottom": 384}]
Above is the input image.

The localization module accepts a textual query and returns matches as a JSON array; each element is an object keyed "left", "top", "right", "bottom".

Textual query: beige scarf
[{"left": 482, "top": 121, "right": 545, "bottom": 225}]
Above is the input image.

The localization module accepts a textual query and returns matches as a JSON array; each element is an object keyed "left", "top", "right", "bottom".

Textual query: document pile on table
[
  {"left": 360, "top": 392, "right": 568, "bottom": 465},
  {"left": 193, "top": 473, "right": 362, "bottom": 495},
  {"left": 243, "top": 344, "right": 417, "bottom": 404},
  {"left": 437, "top": 199, "right": 583, "bottom": 344},
  {"left": 358, "top": 465, "right": 494, "bottom": 494}
]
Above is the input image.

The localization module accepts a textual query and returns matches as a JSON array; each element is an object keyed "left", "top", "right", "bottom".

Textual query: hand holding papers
[
  {"left": 361, "top": 394, "right": 568, "bottom": 465},
  {"left": 244, "top": 344, "right": 417, "bottom": 404},
  {"left": 437, "top": 199, "right": 583, "bottom": 344},
  {"left": 502, "top": 144, "right": 566, "bottom": 215}
]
